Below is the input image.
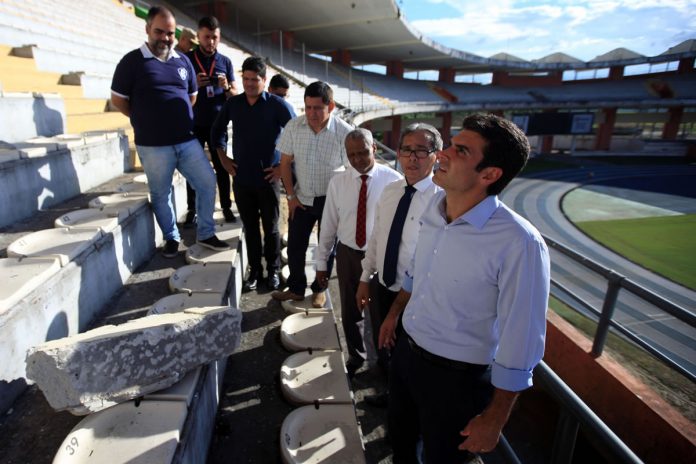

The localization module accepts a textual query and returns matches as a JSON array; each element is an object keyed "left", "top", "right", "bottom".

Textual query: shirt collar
[
  {"left": 301, "top": 113, "right": 335, "bottom": 133},
  {"left": 411, "top": 173, "right": 434, "bottom": 192},
  {"left": 350, "top": 164, "right": 375, "bottom": 179},
  {"left": 459, "top": 195, "right": 500, "bottom": 230},
  {"left": 140, "top": 43, "right": 179, "bottom": 61}
]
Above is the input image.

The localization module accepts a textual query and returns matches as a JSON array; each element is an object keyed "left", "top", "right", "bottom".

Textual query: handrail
[
  {"left": 542, "top": 234, "right": 696, "bottom": 383},
  {"left": 534, "top": 361, "right": 644, "bottom": 464}
]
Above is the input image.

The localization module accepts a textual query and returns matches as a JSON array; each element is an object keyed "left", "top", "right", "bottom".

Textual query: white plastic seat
[
  {"left": 117, "top": 181, "right": 150, "bottom": 194},
  {"left": 0, "top": 257, "right": 61, "bottom": 313},
  {"left": 53, "top": 400, "right": 188, "bottom": 464},
  {"left": 280, "top": 404, "right": 366, "bottom": 464},
  {"left": 281, "top": 286, "right": 331, "bottom": 314},
  {"left": 133, "top": 174, "right": 148, "bottom": 184},
  {"left": 185, "top": 223, "right": 241, "bottom": 264},
  {"left": 149, "top": 293, "right": 225, "bottom": 315},
  {"left": 144, "top": 367, "right": 201, "bottom": 406},
  {"left": 281, "top": 264, "right": 316, "bottom": 286},
  {"left": 88, "top": 193, "right": 149, "bottom": 213},
  {"left": 54, "top": 208, "right": 121, "bottom": 232},
  {"left": 280, "top": 350, "right": 351, "bottom": 405},
  {"left": 280, "top": 313, "right": 340, "bottom": 351},
  {"left": 169, "top": 262, "right": 233, "bottom": 294},
  {"left": 7, "top": 228, "right": 103, "bottom": 266}
]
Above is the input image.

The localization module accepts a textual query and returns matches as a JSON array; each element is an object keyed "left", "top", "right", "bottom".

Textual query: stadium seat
[
  {"left": 279, "top": 404, "right": 366, "bottom": 464},
  {"left": 54, "top": 208, "right": 122, "bottom": 232},
  {"left": 169, "top": 263, "right": 234, "bottom": 294},
  {"left": 280, "top": 350, "right": 352, "bottom": 405},
  {"left": 7, "top": 227, "right": 103, "bottom": 266},
  {"left": 88, "top": 193, "right": 149, "bottom": 213},
  {"left": 0, "top": 257, "right": 61, "bottom": 313},
  {"left": 280, "top": 312, "right": 341, "bottom": 352},
  {"left": 149, "top": 293, "right": 226, "bottom": 315}
]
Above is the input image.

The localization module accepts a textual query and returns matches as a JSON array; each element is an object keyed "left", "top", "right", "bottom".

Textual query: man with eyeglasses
[
  {"left": 314, "top": 128, "right": 402, "bottom": 378},
  {"left": 355, "top": 123, "right": 442, "bottom": 402},
  {"left": 379, "top": 114, "right": 550, "bottom": 463}
]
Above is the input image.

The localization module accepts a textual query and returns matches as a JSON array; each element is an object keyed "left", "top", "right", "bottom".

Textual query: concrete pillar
[
  {"left": 271, "top": 31, "right": 295, "bottom": 50},
  {"left": 662, "top": 106, "right": 684, "bottom": 140},
  {"left": 608, "top": 66, "right": 624, "bottom": 80},
  {"left": 439, "top": 112, "right": 452, "bottom": 146},
  {"left": 678, "top": 57, "right": 695, "bottom": 74},
  {"left": 438, "top": 67, "right": 455, "bottom": 83},
  {"left": 540, "top": 135, "right": 554, "bottom": 154},
  {"left": 386, "top": 60, "right": 404, "bottom": 78},
  {"left": 384, "top": 115, "right": 402, "bottom": 150},
  {"left": 594, "top": 107, "right": 617, "bottom": 151},
  {"left": 331, "top": 49, "right": 351, "bottom": 66},
  {"left": 26, "top": 306, "right": 242, "bottom": 415}
]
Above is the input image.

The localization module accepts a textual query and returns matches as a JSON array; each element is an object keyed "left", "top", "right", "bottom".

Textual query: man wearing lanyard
[
  {"left": 315, "top": 128, "right": 402, "bottom": 377},
  {"left": 380, "top": 114, "right": 550, "bottom": 462},
  {"left": 184, "top": 16, "right": 238, "bottom": 227},
  {"left": 110, "top": 6, "right": 230, "bottom": 258}
]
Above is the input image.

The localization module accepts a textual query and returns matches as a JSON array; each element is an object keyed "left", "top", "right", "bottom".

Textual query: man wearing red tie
[{"left": 315, "top": 128, "right": 402, "bottom": 377}]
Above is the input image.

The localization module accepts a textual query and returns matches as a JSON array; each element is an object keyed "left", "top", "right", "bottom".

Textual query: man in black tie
[{"left": 356, "top": 123, "right": 442, "bottom": 397}]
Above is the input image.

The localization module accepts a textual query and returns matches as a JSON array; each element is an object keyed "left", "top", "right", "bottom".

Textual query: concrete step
[{"left": 66, "top": 111, "right": 131, "bottom": 134}]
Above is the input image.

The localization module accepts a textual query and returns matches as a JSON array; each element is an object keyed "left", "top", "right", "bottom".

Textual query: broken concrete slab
[{"left": 25, "top": 306, "right": 242, "bottom": 415}]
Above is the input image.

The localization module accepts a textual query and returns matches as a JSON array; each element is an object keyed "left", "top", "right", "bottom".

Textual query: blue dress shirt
[{"left": 402, "top": 193, "right": 550, "bottom": 392}]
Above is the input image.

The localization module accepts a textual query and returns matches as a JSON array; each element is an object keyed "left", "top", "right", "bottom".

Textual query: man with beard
[
  {"left": 111, "top": 6, "right": 230, "bottom": 258},
  {"left": 183, "top": 15, "right": 238, "bottom": 227}
]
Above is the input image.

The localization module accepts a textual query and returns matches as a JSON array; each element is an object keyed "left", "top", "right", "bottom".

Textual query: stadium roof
[{"left": 181, "top": 0, "right": 696, "bottom": 74}]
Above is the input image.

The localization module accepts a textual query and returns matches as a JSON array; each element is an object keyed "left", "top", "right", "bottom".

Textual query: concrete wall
[
  {"left": 0, "top": 134, "right": 129, "bottom": 228},
  {"left": 544, "top": 311, "right": 696, "bottom": 464},
  {"left": 0, "top": 92, "right": 66, "bottom": 143}
]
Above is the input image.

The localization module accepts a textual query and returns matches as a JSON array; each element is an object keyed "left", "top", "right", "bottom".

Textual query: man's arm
[
  {"left": 378, "top": 288, "right": 411, "bottom": 349},
  {"left": 459, "top": 388, "right": 519, "bottom": 453},
  {"left": 189, "top": 94, "right": 197, "bottom": 106},
  {"left": 280, "top": 153, "right": 303, "bottom": 219},
  {"left": 356, "top": 198, "right": 383, "bottom": 310},
  {"left": 314, "top": 178, "right": 340, "bottom": 274},
  {"left": 110, "top": 94, "right": 130, "bottom": 117}
]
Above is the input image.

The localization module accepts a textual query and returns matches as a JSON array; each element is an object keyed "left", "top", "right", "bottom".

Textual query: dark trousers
[
  {"left": 233, "top": 181, "right": 281, "bottom": 276},
  {"left": 368, "top": 276, "right": 401, "bottom": 370},
  {"left": 187, "top": 125, "right": 231, "bottom": 211},
  {"left": 389, "top": 335, "right": 493, "bottom": 464},
  {"left": 336, "top": 242, "right": 366, "bottom": 366},
  {"left": 286, "top": 196, "right": 335, "bottom": 295}
]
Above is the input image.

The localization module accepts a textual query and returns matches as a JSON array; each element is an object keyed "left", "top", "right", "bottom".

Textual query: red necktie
[{"left": 355, "top": 175, "right": 368, "bottom": 248}]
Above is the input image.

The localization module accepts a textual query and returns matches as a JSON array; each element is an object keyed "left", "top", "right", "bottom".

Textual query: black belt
[{"left": 406, "top": 335, "right": 488, "bottom": 372}]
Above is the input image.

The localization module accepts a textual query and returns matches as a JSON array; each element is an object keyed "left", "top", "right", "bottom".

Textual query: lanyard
[{"left": 194, "top": 51, "right": 217, "bottom": 76}]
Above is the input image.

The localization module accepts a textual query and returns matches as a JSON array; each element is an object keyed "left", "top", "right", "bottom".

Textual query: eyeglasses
[{"left": 398, "top": 147, "right": 437, "bottom": 159}]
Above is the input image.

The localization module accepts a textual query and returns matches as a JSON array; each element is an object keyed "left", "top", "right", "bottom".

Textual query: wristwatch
[{"left": 286, "top": 194, "right": 296, "bottom": 201}]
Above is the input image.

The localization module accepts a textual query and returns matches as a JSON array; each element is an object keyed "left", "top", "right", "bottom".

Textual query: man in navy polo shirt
[
  {"left": 111, "top": 5, "right": 229, "bottom": 258},
  {"left": 183, "top": 16, "right": 238, "bottom": 227},
  {"left": 211, "top": 57, "right": 295, "bottom": 291}
]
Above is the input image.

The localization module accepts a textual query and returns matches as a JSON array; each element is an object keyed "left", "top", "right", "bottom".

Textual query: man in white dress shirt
[
  {"left": 355, "top": 123, "right": 442, "bottom": 386},
  {"left": 315, "top": 128, "right": 402, "bottom": 376}
]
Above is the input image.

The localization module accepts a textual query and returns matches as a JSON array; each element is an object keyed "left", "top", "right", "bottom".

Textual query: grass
[
  {"left": 575, "top": 214, "right": 696, "bottom": 290},
  {"left": 548, "top": 297, "right": 696, "bottom": 422}
]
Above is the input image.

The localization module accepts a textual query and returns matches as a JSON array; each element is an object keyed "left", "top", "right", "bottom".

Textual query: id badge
[{"left": 206, "top": 85, "right": 214, "bottom": 97}]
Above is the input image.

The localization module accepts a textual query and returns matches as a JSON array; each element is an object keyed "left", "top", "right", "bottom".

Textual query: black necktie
[{"left": 382, "top": 184, "right": 416, "bottom": 287}]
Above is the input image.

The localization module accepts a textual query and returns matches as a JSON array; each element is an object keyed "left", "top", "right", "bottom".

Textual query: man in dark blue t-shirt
[
  {"left": 184, "top": 16, "right": 238, "bottom": 227},
  {"left": 211, "top": 57, "right": 295, "bottom": 291},
  {"left": 110, "top": 5, "right": 229, "bottom": 258}
]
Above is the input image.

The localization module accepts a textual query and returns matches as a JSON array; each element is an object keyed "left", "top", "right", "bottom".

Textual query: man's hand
[
  {"left": 264, "top": 165, "right": 280, "bottom": 182},
  {"left": 217, "top": 149, "right": 237, "bottom": 176},
  {"left": 216, "top": 74, "right": 228, "bottom": 90},
  {"left": 196, "top": 72, "right": 210, "bottom": 87},
  {"left": 378, "top": 312, "right": 399, "bottom": 349},
  {"left": 316, "top": 270, "right": 329, "bottom": 290},
  {"left": 459, "top": 389, "right": 519, "bottom": 454},
  {"left": 287, "top": 196, "right": 305, "bottom": 220},
  {"left": 355, "top": 281, "right": 370, "bottom": 311}
]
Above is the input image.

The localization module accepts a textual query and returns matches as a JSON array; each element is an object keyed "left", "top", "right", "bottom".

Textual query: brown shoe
[
  {"left": 271, "top": 290, "right": 304, "bottom": 301},
  {"left": 311, "top": 291, "right": 327, "bottom": 308}
]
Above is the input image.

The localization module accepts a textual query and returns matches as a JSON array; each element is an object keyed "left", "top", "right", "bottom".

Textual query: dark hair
[
  {"left": 198, "top": 16, "right": 219, "bottom": 31},
  {"left": 304, "top": 81, "right": 333, "bottom": 105},
  {"left": 147, "top": 6, "right": 174, "bottom": 24},
  {"left": 242, "top": 56, "right": 267, "bottom": 78},
  {"left": 400, "top": 122, "right": 443, "bottom": 151},
  {"left": 462, "top": 113, "right": 530, "bottom": 195},
  {"left": 269, "top": 74, "right": 290, "bottom": 90}
]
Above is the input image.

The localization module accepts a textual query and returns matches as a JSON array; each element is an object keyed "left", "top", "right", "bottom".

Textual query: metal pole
[
  {"left": 551, "top": 410, "right": 579, "bottom": 464},
  {"left": 348, "top": 66, "right": 352, "bottom": 108},
  {"left": 279, "top": 29, "right": 283, "bottom": 66},
  {"left": 302, "top": 43, "right": 306, "bottom": 79},
  {"left": 592, "top": 271, "right": 625, "bottom": 357},
  {"left": 256, "top": 19, "right": 260, "bottom": 54}
]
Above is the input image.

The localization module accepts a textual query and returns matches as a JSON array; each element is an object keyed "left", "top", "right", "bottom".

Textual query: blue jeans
[{"left": 137, "top": 139, "right": 216, "bottom": 242}]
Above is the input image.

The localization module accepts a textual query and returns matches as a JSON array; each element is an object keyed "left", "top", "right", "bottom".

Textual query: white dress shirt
[
  {"left": 315, "top": 163, "right": 403, "bottom": 271},
  {"left": 359, "top": 175, "right": 440, "bottom": 291},
  {"left": 276, "top": 113, "right": 353, "bottom": 206}
]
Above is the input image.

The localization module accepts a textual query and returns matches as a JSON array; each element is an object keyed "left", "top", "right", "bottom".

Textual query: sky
[{"left": 398, "top": 0, "right": 696, "bottom": 62}]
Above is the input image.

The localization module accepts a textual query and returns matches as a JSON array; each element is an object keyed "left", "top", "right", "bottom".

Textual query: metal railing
[{"left": 543, "top": 234, "right": 696, "bottom": 383}]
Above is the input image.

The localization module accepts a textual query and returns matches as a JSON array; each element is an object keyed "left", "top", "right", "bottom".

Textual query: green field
[{"left": 575, "top": 214, "right": 696, "bottom": 290}]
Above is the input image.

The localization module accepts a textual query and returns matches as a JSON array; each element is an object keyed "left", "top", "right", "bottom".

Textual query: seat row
[
  {"left": 275, "top": 239, "right": 367, "bottom": 464},
  {"left": 52, "top": 223, "right": 245, "bottom": 463}
]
